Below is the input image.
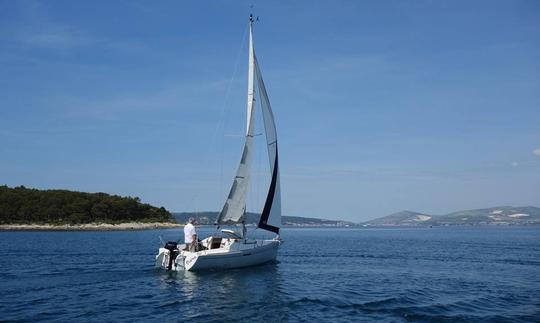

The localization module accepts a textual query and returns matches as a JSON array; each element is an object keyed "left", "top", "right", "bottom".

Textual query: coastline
[{"left": 0, "top": 222, "right": 182, "bottom": 231}]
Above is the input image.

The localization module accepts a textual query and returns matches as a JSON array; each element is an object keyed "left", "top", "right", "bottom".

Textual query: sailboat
[{"left": 155, "top": 14, "right": 282, "bottom": 271}]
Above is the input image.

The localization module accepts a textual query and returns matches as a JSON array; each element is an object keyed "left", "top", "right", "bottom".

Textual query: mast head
[{"left": 249, "top": 13, "right": 259, "bottom": 24}]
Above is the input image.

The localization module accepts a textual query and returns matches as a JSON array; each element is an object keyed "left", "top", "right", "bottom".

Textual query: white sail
[
  {"left": 216, "top": 20, "right": 256, "bottom": 225},
  {"left": 255, "top": 57, "right": 281, "bottom": 234}
]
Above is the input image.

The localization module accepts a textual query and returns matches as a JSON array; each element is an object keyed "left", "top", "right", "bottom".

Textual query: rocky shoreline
[{"left": 0, "top": 222, "right": 182, "bottom": 231}]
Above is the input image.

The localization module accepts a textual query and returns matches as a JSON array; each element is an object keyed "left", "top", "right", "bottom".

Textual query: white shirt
[{"left": 184, "top": 223, "right": 196, "bottom": 244}]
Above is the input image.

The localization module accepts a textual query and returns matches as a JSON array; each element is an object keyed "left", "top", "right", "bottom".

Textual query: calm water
[{"left": 1, "top": 227, "right": 539, "bottom": 322}]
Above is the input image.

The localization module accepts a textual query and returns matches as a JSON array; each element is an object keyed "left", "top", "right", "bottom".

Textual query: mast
[
  {"left": 240, "top": 14, "right": 255, "bottom": 239},
  {"left": 246, "top": 14, "right": 255, "bottom": 135}
]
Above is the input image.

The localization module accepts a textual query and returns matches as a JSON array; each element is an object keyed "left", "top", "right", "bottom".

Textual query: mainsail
[
  {"left": 216, "top": 15, "right": 281, "bottom": 234},
  {"left": 215, "top": 19, "right": 256, "bottom": 225}
]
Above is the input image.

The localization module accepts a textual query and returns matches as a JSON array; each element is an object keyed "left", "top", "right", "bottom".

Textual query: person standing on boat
[{"left": 184, "top": 217, "right": 198, "bottom": 252}]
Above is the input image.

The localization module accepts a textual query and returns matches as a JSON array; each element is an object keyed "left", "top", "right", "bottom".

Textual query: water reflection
[{"left": 155, "top": 262, "right": 288, "bottom": 321}]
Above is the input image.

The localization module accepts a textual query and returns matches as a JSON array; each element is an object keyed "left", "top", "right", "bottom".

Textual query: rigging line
[
  {"left": 186, "top": 23, "right": 249, "bottom": 213},
  {"left": 218, "top": 22, "right": 250, "bottom": 211}
]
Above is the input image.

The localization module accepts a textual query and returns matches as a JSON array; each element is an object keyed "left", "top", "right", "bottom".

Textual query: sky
[{"left": 1, "top": 0, "right": 539, "bottom": 222}]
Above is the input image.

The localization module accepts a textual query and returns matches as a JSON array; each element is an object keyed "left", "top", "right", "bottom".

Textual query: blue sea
[{"left": 1, "top": 227, "right": 539, "bottom": 322}]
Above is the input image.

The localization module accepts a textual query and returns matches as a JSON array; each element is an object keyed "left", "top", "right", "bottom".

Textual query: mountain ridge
[
  {"left": 363, "top": 206, "right": 540, "bottom": 226},
  {"left": 176, "top": 206, "right": 540, "bottom": 227},
  {"left": 172, "top": 212, "right": 355, "bottom": 227}
]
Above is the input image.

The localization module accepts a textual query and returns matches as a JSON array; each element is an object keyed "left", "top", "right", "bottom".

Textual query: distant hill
[
  {"left": 363, "top": 210, "right": 433, "bottom": 226},
  {"left": 363, "top": 206, "right": 540, "bottom": 226},
  {"left": 173, "top": 212, "right": 355, "bottom": 227},
  {"left": 0, "top": 185, "right": 173, "bottom": 225},
  {"left": 434, "top": 206, "right": 540, "bottom": 225}
]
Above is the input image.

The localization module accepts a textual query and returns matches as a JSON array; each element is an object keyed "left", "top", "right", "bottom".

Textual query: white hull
[{"left": 155, "top": 238, "right": 280, "bottom": 272}]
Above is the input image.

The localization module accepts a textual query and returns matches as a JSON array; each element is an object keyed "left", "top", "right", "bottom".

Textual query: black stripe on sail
[{"left": 258, "top": 149, "right": 280, "bottom": 234}]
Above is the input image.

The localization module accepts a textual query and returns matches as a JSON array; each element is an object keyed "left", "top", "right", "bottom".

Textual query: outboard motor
[{"left": 164, "top": 241, "right": 179, "bottom": 270}]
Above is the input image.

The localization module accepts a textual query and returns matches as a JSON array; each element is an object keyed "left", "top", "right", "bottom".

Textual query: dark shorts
[{"left": 185, "top": 242, "right": 199, "bottom": 252}]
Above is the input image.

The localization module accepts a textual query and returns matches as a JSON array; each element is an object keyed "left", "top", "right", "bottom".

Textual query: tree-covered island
[{"left": 0, "top": 185, "right": 177, "bottom": 229}]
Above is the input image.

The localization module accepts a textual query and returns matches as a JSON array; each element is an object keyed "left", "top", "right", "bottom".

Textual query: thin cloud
[
  {"left": 15, "top": 23, "right": 148, "bottom": 55},
  {"left": 56, "top": 77, "right": 236, "bottom": 122},
  {"left": 7, "top": 3, "right": 147, "bottom": 55},
  {"left": 18, "top": 26, "right": 98, "bottom": 50},
  {"left": 6, "top": 2, "right": 96, "bottom": 51},
  {"left": 533, "top": 148, "right": 540, "bottom": 156}
]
